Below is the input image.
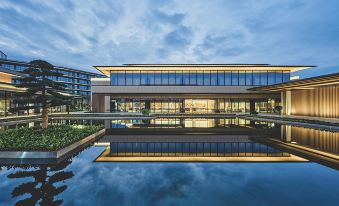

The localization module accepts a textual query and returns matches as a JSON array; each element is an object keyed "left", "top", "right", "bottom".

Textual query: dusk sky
[{"left": 0, "top": 0, "right": 338, "bottom": 77}]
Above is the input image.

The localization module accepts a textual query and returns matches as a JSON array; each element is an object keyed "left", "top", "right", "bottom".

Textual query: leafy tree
[{"left": 10, "top": 60, "right": 70, "bottom": 128}]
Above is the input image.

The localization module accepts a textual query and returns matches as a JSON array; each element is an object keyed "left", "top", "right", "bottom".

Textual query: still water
[{"left": 0, "top": 118, "right": 338, "bottom": 206}]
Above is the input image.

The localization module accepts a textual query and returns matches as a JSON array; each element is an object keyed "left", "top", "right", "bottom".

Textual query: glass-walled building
[
  {"left": 0, "top": 58, "right": 104, "bottom": 110},
  {"left": 91, "top": 64, "right": 312, "bottom": 114}
]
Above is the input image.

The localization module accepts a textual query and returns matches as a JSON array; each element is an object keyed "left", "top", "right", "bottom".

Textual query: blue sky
[{"left": 0, "top": 0, "right": 338, "bottom": 77}]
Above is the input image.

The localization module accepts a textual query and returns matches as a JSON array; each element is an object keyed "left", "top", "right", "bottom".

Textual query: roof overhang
[
  {"left": 94, "top": 64, "right": 315, "bottom": 76},
  {"left": 248, "top": 72, "right": 339, "bottom": 92}
]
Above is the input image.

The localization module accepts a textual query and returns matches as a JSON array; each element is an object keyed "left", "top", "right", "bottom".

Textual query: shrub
[
  {"left": 0, "top": 125, "right": 104, "bottom": 151},
  {"left": 141, "top": 108, "right": 150, "bottom": 116}
]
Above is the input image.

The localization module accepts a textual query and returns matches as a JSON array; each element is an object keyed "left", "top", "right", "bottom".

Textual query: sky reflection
[{"left": 1, "top": 146, "right": 338, "bottom": 206}]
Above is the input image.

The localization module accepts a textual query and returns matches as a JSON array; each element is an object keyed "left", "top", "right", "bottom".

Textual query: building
[
  {"left": 0, "top": 58, "right": 104, "bottom": 111},
  {"left": 249, "top": 72, "right": 339, "bottom": 118},
  {"left": 91, "top": 64, "right": 313, "bottom": 113},
  {"left": 0, "top": 67, "right": 26, "bottom": 117}
]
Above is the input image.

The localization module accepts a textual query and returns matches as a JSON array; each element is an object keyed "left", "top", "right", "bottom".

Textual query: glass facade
[
  {"left": 110, "top": 70, "right": 291, "bottom": 86},
  {"left": 111, "top": 98, "right": 279, "bottom": 114}
]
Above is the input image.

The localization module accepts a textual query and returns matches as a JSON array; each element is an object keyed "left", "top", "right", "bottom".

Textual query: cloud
[{"left": 0, "top": 0, "right": 338, "bottom": 76}]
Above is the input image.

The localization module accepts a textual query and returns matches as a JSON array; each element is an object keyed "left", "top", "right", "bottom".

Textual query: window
[
  {"left": 161, "top": 71, "right": 169, "bottom": 85},
  {"left": 210, "top": 72, "right": 218, "bottom": 86},
  {"left": 140, "top": 72, "right": 147, "bottom": 85},
  {"left": 217, "top": 71, "right": 225, "bottom": 86},
  {"left": 175, "top": 71, "right": 183, "bottom": 85},
  {"left": 203, "top": 71, "right": 210, "bottom": 85},
  {"left": 117, "top": 71, "right": 125, "bottom": 85},
  {"left": 155, "top": 71, "right": 162, "bottom": 85},
  {"left": 147, "top": 72, "right": 155, "bottom": 85},
  {"left": 183, "top": 72, "right": 190, "bottom": 85},
  {"left": 225, "top": 72, "right": 232, "bottom": 85},
  {"left": 126, "top": 72, "right": 133, "bottom": 85},
  {"left": 245, "top": 71, "right": 252, "bottom": 85},
  {"left": 189, "top": 71, "right": 197, "bottom": 85},
  {"left": 232, "top": 71, "right": 238, "bottom": 85},
  {"left": 283, "top": 71, "right": 290, "bottom": 82},
  {"left": 275, "top": 71, "right": 283, "bottom": 84},
  {"left": 133, "top": 71, "right": 140, "bottom": 85},
  {"left": 253, "top": 72, "right": 260, "bottom": 86},
  {"left": 239, "top": 71, "right": 246, "bottom": 86},
  {"left": 169, "top": 72, "right": 176, "bottom": 85},
  {"left": 111, "top": 72, "right": 118, "bottom": 85},
  {"left": 260, "top": 71, "right": 267, "bottom": 86},
  {"left": 197, "top": 71, "right": 204, "bottom": 85},
  {"left": 267, "top": 71, "right": 275, "bottom": 85}
]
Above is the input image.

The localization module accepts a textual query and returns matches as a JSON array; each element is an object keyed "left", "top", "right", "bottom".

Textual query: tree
[
  {"left": 10, "top": 60, "right": 70, "bottom": 128},
  {"left": 274, "top": 105, "right": 283, "bottom": 115}
]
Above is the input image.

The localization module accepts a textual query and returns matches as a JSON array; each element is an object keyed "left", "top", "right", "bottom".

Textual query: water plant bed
[{"left": 0, "top": 125, "right": 104, "bottom": 151}]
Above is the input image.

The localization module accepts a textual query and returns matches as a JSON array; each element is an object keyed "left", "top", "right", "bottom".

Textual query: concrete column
[
  {"left": 104, "top": 96, "right": 110, "bottom": 113},
  {"left": 281, "top": 91, "right": 291, "bottom": 115}
]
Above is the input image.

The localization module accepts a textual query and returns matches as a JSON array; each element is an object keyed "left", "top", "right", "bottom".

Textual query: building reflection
[
  {"left": 281, "top": 125, "right": 339, "bottom": 155},
  {"left": 6, "top": 159, "right": 74, "bottom": 206}
]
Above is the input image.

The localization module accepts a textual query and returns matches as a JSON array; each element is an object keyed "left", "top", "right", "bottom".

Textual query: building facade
[
  {"left": 91, "top": 64, "right": 312, "bottom": 114},
  {"left": 0, "top": 58, "right": 104, "bottom": 111},
  {"left": 249, "top": 72, "right": 339, "bottom": 118}
]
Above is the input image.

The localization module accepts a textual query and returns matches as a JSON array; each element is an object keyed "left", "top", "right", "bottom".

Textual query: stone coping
[{"left": 0, "top": 128, "right": 105, "bottom": 163}]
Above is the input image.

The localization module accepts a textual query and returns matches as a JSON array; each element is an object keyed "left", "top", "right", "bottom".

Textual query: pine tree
[{"left": 10, "top": 60, "right": 70, "bottom": 128}]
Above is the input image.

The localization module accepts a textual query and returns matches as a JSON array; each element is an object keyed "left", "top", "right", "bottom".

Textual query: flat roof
[
  {"left": 248, "top": 72, "right": 339, "bottom": 92},
  {"left": 94, "top": 64, "right": 315, "bottom": 76}
]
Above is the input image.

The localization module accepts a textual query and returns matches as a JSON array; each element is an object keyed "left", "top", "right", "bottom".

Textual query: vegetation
[
  {"left": 0, "top": 125, "right": 104, "bottom": 151},
  {"left": 141, "top": 108, "right": 150, "bottom": 116},
  {"left": 274, "top": 105, "right": 283, "bottom": 114},
  {"left": 10, "top": 60, "right": 70, "bottom": 128}
]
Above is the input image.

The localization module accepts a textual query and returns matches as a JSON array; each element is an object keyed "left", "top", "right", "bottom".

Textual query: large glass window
[
  {"left": 225, "top": 72, "right": 232, "bottom": 85},
  {"left": 246, "top": 71, "right": 252, "bottom": 85},
  {"left": 154, "top": 71, "right": 162, "bottom": 85},
  {"left": 260, "top": 71, "right": 267, "bottom": 86},
  {"left": 197, "top": 71, "right": 204, "bottom": 85},
  {"left": 211, "top": 72, "right": 218, "bottom": 86},
  {"left": 111, "top": 72, "right": 118, "bottom": 85},
  {"left": 126, "top": 72, "right": 133, "bottom": 85},
  {"left": 203, "top": 71, "right": 210, "bottom": 85},
  {"left": 253, "top": 72, "right": 260, "bottom": 86},
  {"left": 275, "top": 71, "right": 283, "bottom": 84},
  {"left": 133, "top": 71, "right": 140, "bottom": 85},
  {"left": 175, "top": 71, "right": 183, "bottom": 85},
  {"left": 147, "top": 71, "right": 155, "bottom": 85},
  {"left": 169, "top": 72, "right": 176, "bottom": 85},
  {"left": 232, "top": 71, "right": 238, "bottom": 85},
  {"left": 161, "top": 71, "right": 168, "bottom": 85},
  {"left": 217, "top": 71, "right": 225, "bottom": 86},
  {"left": 117, "top": 71, "right": 125, "bottom": 85},
  {"left": 267, "top": 71, "right": 275, "bottom": 85},
  {"left": 140, "top": 72, "right": 147, "bottom": 85},
  {"left": 183, "top": 72, "right": 190, "bottom": 85},
  {"left": 189, "top": 71, "right": 197, "bottom": 85},
  {"left": 283, "top": 71, "right": 290, "bottom": 82},
  {"left": 239, "top": 71, "right": 246, "bottom": 86}
]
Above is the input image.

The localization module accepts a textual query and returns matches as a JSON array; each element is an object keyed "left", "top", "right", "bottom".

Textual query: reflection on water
[
  {"left": 281, "top": 125, "right": 339, "bottom": 155},
  {"left": 4, "top": 159, "right": 74, "bottom": 206},
  {"left": 0, "top": 118, "right": 338, "bottom": 205},
  {"left": 111, "top": 118, "right": 276, "bottom": 128}
]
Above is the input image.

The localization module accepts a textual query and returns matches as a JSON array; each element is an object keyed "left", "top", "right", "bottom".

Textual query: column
[{"left": 104, "top": 96, "right": 110, "bottom": 113}]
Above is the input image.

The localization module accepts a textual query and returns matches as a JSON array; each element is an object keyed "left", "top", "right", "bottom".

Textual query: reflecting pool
[{"left": 0, "top": 118, "right": 338, "bottom": 205}]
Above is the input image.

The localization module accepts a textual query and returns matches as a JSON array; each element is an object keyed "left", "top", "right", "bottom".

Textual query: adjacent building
[
  {"left": 0, "top": 58, "right": 104, "bottom": 111},
  {"left": 91, "top": 64, "right": 313, "bottom": 114}
]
